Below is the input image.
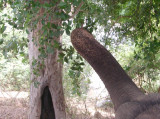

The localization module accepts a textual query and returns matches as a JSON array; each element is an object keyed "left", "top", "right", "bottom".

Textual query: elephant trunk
[{"left": 71, "top": 28, "right": 144, "bottom": 110}]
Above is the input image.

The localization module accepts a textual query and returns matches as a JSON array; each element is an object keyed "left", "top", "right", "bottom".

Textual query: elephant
[{"left": 71, "top": 28, "right": 160, "bottom": 119}]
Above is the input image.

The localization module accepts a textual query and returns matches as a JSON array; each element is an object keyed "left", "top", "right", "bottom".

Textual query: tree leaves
[
  {"left": 58, "top": 1, "right": 67, "bottom": 9},
  {"left": 0, "top": 24, "right": 6, "bottom": 34},
  {"left": 0, "top": 39, "right": 4, "bottom": 45},
  {"left": 46, "top": 45, "right": 54, "bottom": 54}
]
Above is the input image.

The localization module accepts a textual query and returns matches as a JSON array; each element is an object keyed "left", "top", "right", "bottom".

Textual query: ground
[
  {"left": 0, "top": 91, "right": 114, "bottom": 119},
  {"left": 0, "top": 97, "right": 28, "bottom": 119}
]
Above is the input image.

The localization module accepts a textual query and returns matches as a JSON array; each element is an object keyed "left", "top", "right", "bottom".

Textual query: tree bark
[{"left": 28, "top": 1, "right": 66, "bottom": 119}]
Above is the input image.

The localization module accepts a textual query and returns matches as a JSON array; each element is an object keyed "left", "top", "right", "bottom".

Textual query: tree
[
  {"left": 28, "top": 1, "right": 66, "bottom": 118},
  {"left": 0, "top": 0, "right": 94, "bottom": 118},
  {"left": 27, "top": 0, "right": 84, "bottom": 118}
]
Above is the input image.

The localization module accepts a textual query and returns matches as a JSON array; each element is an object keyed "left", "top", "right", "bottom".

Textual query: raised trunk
[{"left": 71, "top": 28, "right": 144, "bottom": 110}]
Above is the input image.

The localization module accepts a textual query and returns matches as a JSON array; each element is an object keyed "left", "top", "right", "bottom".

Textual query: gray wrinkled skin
[
  {"left": 116, "top": 94, "right": 160, "bottom": 119},
  {"left": 71, "top": 28, "right": 160, "bottom": 119}
]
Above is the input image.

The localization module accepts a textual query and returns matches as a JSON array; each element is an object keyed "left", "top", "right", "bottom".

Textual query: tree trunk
[
  {"left": 28, "top": 1, "right": 66, "bottom": 119},
  {"left": 28, "top": 28, "right": 66, "bottom": 119}
]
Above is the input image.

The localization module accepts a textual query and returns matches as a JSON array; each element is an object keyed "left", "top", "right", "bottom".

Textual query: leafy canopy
[{"left": 0, "top": 0, "right": 159, "bottom": 93}]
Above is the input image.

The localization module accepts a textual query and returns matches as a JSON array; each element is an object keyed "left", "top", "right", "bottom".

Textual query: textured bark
[
  {"left": 71, "top": 28, "right": 144, "bottom": 110},
  {"left": 28, "top": 30, "right": 65, "bottom": 119},
  {"left": 28, "top": 1, "right": 66, "bottom": 118}
]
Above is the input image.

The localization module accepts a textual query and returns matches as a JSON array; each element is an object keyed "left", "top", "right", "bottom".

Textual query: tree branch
[{"left": 69, "top": 1, "right": 84, "bottom": 19}]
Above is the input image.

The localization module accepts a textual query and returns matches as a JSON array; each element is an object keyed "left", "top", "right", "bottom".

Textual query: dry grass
[
  {"left": 0, "top": 98, "right": 28, "bottom": 119},
  {"left": 0, "top": 92, "right": 115, "bottom": 119},
  {"left": 66, "top": 97, "right": 115, "bottom": 119}
]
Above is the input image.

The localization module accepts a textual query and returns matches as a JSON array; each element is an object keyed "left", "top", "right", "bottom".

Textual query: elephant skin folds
[{"left": 71, "top": 28, "right": 160, "bottom": 119}]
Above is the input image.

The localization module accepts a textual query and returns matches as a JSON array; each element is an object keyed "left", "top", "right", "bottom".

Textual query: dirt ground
[
  {"left": 0, "top": 98, "right": 28, "bottom": 119},
  {"left": 66, "top": 97, "right": 115, "bottom": 119},
  {"left": 0, "top": 92, "right": 115, "bottom": 119}
]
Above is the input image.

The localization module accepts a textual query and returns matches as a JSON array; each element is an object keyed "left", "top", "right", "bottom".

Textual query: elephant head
[{"left": 71, "top": 28, "right": 160, "bottom": 119}]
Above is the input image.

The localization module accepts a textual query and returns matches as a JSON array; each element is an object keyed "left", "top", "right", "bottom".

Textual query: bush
[{"left": 0, "top": 54, "right": 30, "bottom": 91}]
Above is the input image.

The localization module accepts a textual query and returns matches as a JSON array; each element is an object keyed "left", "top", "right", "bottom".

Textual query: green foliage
[
  {"left": 0, "top": 6, "right": 29, "bottom": 91},
  {"left": 0, "top": 0, "right": 100, "bottom": 82},
  {"left": 0, "top": 7, "right": 28, "bottom": 60},
  {"left": 63, "top": 59, "right": 91, "bottom": 97},
  {"left": 0, "top": 55, "right": 30, "bottom": 91},
  {"left": 0, "top": 0, "right": 159, "bottom": 93},
  {"left": 94, "top": 0, "right": 160, "bottom": 60},
  {"left": 61, "top": 34, "right": 91, "bottom": 96},
  {"left": 114, "top": 43, "right": 160, "bottom": 93},
  {"left": 91, "top": 0, "right": 160, "bottom": 89}
]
